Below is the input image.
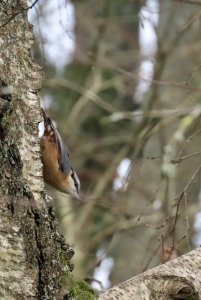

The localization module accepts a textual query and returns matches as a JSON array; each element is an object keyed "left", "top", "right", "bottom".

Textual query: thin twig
[
  {"left": 0, "top": 0, "right": 40, "bottom": 28},
  {"left": 184, "top": 191, "right": 191, "bottom": 251},
  {"left": 177, "top": 128, "right": 201, "bottom": 158},
  {"left": 172, "top": 163, "right": 201, "bottom": 246},
  {"left": 172, "top": 0, "right": 201, "bottom": 4},
  {"left": 171, "top": 151, "right": 201, "bottom": 164},
  {"left": 102, "top": 59, "right": 201, "bottom": 93},
  {"left": 177, "top": 10, "right": 201, "bottom": 34}
]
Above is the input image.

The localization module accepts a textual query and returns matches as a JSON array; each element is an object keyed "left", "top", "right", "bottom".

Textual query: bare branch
[
  {"left": 172, "top": 0, "right": 201, "bottom": 4},
  {"left": 0, "top": 0, "right": 40, "bottom": 28}
]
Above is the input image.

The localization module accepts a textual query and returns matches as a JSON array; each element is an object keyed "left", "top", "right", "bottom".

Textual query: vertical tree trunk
[{"left": 0, "top": 1, "right": 95, "bottom": 299}]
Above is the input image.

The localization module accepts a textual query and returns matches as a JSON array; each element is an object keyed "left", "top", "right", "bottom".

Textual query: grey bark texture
[
  {"left": 99, "top": 247, "right": 201, "bottom": 299},
  {"left": 0, "top": 1, "right": 76, "bottom": 299}
]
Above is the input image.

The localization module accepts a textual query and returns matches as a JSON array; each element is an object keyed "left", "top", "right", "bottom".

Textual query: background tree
[{"left": 24, "top": 0, "right": 201, "bottom": 295}]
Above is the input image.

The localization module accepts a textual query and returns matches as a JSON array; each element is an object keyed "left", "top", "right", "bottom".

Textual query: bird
[{"left": 40, "top": 109, "right": 80, "bottom": 199}]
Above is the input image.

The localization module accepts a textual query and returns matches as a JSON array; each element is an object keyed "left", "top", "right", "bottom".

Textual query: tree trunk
[
  {"left": 0, "top": 1, "right": 95, "bottom": 299},
  {"left": 99, "top": 247, "right": 201, "bottom": 299}
]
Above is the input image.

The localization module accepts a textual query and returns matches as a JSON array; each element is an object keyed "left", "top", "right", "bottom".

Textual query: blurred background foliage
[{"left": 30, "top": 0, "right": 201, "bottom": 289}]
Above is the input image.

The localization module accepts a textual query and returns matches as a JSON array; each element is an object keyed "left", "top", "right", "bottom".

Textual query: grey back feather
[{"left": 42, "top": 109, "right": 72, "bottom": 176}]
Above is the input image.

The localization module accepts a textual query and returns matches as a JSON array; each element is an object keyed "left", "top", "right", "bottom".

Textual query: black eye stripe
[{"left": 71, "top": 170, "right": 79, "bottom": 192}]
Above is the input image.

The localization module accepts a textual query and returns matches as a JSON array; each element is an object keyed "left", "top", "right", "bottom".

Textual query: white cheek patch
[{"left": 38, "top": 121, "right": 45, "bottom": 138}]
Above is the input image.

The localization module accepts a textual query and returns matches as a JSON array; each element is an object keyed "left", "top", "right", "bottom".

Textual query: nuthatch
[{"left": 40, "top": 109, "right": 80, "bottom": 199}]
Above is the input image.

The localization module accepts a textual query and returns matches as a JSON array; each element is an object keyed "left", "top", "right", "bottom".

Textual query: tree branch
[{"left": 0, "top": 0, "right": 40, "bottom": 28}]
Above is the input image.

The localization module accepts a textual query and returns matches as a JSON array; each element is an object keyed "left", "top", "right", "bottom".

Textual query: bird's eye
[
  {"left": 74, "top": 181, "right": 78, "bottom": 191},
  {"left": 71, "top": 170, "right": 79, "bottom": 192}
]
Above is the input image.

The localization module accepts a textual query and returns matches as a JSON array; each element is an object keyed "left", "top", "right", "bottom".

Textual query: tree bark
[
  {"left": 0, "top": 1, "right": 95, "bottom": 300},
  {"left": 99, "top": 247, "right": 201, "bottom": 299}
]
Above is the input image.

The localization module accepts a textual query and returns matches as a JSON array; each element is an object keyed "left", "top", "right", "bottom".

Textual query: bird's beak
[{"left": 73, "top": 191, "right": 80, "bottom": 201}]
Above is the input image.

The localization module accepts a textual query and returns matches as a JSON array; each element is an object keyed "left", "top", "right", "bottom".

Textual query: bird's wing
[{"left": 41, "top": 108, "right": 71, "bottom": 176}]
